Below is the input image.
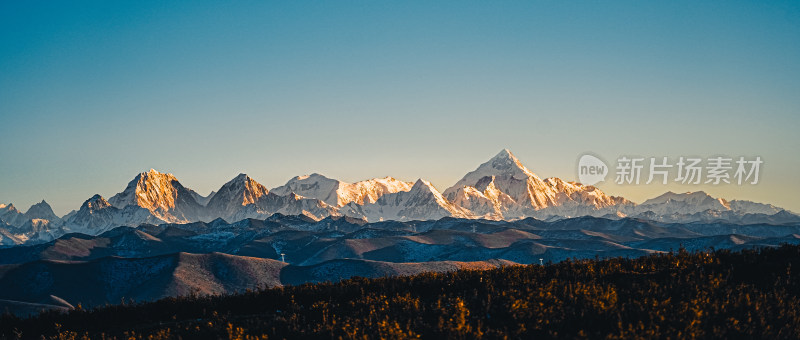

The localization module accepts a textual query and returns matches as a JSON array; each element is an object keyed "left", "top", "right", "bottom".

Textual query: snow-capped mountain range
[{"left": 0, "top": 149, "right": 796, "bottom": 246}]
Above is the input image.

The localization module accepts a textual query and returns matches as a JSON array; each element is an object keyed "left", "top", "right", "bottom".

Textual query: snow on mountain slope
[
  {"left": 0, "top": 201, "right": 62, "bottom": 243},
  {"left": 347, "top": 177, "right": 414, "bottom": 205},
  {"left": 448, "top": 176, "right": 518, "bottom": 219},
  {"left": 538, "top": 178, "right": 634, "bottom": 217},
  {"left": 444, "top": 149, "right": 551, "bottom": 209},
  {"left": 0, "top": 204, "right": 25, "bottom": 227},
  {"left": 3, "top": 150, "right": 798, "bottom": 243},
  {"left": 206, "top": 174, "right": 270, "bottom": 220},
  {"left": 543, "top": 178, "right": 631, "bottom": 208},
  {"left": 341, "top": 179, "right": 472, "bottom": 222},
  {"left": 0, "top": 227, "right": 24, "bottom": 247},
  {"left": 449, "top": 185, "right": 503, "bottom": 219},
  {"left": 443, "top": 149, "right": 630, "bottom": 218},
  {"left": 272, "top": 173, "right": 413, "bottom": 207},
  {"left": 624, "top": 193, "right": 799, "bottom": 224},
  {"left": 108, "top": 169, "right": 204, "bottom": 222},
  {"left": 728, "top": 200, "right": 785, "bottom": 215},
  {"left": 61, "top": 194, "right": 165, "bottom": 235},
  {"left": 15, "top": 219, "right": 59, "bottom": 243},
  {"left": 271, "top": 173, "right": 340, "bottom": 205},
  {"left": 204, "top": 174, "right": 339, "bottom": 222},
  {"left": 188, "top": 189, "right": 215, "bottom": 207},
  {"left": 23, "top": 200, "right": 60, "bottom": 222},
  {"left": 249, "top": 192, "right": 340, "bottom": 221},
  {"left": 637, "top": 191, "right": 730, "bottom": 215}
]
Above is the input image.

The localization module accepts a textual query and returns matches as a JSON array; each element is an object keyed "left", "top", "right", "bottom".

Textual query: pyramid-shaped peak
[
  {"left": 487, "top": 149, "right": 526, "bottom": 169},
  {"left": 108, "top": 168, "right": 196, "bottom": 215},
  {"left": 463, "top": 149, "right": 537, "bottom": 181},
  {"left": 233, "top": 173, "right": 251, "bottom": 181},
  {"left": 493, "top": 148, "right": 515, "bottom": 160},
  {"left": 27, "top": 200, "right": 53, "bottom": 210},
  {"left": 207, "top": 173, "right": 269, "bottom": 210},
  {"left": 127, "top": 169, "right": 178, "bottom": 187},
  {"left": 121, "top": 169, "right": 182, "bottom": 195},
  {"left": 409, "top": 179, "right": 445, "bottom": 196},
  {"left": 139, "top": 168, "right": 175, "bottom": 179},
  {"left": 442, "top": 149, "right": 544, "bottom": 204},
  {"left": 411, "top": 178, "right": 433, "bottom": 188},
  {"left": 218, "top": 173, "right": 267, "bottom": 193},
  {"left": 25, "top": 199, "right": 59, "bottom": 220},
  {"left": 226, "top": 173, "right": 265, "bottom": 186},
  {"left": 82, "top": 194, "right": 111, "bottom": 210}
]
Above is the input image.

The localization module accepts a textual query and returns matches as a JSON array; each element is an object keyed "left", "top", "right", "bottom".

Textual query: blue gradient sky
[{"left": 1, "top": 1, "right": 799, "bottom": 215}]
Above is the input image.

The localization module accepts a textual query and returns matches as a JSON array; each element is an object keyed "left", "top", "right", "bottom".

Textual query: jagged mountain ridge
[
  {"left": 108, "top": 169, "right": 205, "bottom": 223},
  {"left": 23, "top": 200, "right": 60, "bottom": 222},
  {"left": 442, "top": 149, "right": 634, "bottom": 219},
  {"left": 271, "top": 173, "right": 414, "bottom": 207},
  {"left": 0, "top": 204, "right": 25, "bottom": 227},
  {"left": 205, "top": 173, "right": 270, "bottom": 221},
  {"left": 340, "top": 179, "right": 472, "bottom": 221},
  {"left": 1, "top": 149, "right": 797, "bottom": 246},
  {"left": 204, "top": 173, "right": 341, "bottom": 222}
]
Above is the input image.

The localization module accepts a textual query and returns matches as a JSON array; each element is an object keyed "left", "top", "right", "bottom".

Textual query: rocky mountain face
[
  {"left": 60, "top": 194, "right": 163, "bottom": 236},
  {"left": 0, "top": 203, "right": 25, "bottom": 227},
  {"left": 340, "top": 179, "right": 472, "bottom": 221},
  {"left": 23, "top": 200, "right": 60, "bottom": 222},
  {"left": 271, "top": 173, "right": 413, "bottom": 206},
  {"left": 442, "top": 149, "right": 633, "bottom": 219},
  {"left": 108, "top": 169, "right": 205, "bottom": 223},
  {"left": 205, "top": 173, "right": 270, "bottom": 221},
  {"left": 204, "top": 173, "right": 341, "bottom": 222},
  {"left": 0, "top": 149, "right": 797, "bottom": 246}
]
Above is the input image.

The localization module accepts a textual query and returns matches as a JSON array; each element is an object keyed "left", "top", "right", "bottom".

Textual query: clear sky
[{"left": 1, "top": 1, "right": 799, "bottom": 216}]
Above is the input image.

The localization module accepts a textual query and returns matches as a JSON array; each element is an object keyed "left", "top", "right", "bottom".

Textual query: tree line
[{"left": 2, "top": 244, "right": 799, "bottom": 339}]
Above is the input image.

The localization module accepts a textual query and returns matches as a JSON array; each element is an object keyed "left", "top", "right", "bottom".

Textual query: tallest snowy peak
[
  {"left": 445, "top": 150, "right": 539, "bottom": 198},
  {"left": 482, "top": 149, "right": 535, "bottom": 178},
  {"left": 493, "top": 148, "right": 515, "bottom": 161}
]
